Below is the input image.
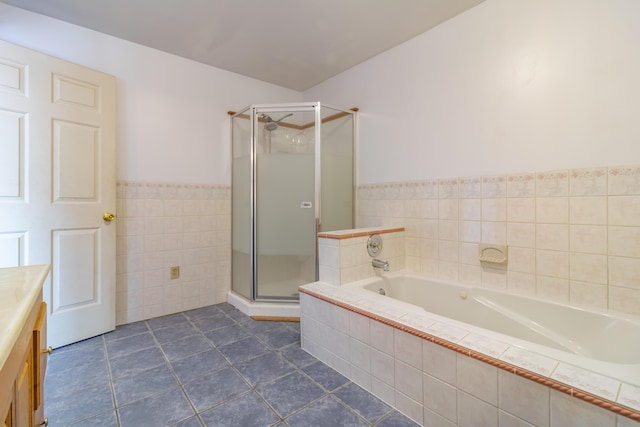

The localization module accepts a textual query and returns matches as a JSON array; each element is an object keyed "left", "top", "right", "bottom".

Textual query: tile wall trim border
[
  {"left": 299, "top": 287, "right": 640, "bottom": 423},
  {"left": 317, "top": 227, "right": 405, "bottom": 240}
]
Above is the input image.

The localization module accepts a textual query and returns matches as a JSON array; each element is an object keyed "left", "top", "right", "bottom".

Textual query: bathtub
[{"left": 299, "top": 271, "right": 640, "bottom": 424}]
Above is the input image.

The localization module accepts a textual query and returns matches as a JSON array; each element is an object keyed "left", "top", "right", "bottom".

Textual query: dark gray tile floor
[{"left": 45, "top": 302, "right": 420, "bottom": 427}]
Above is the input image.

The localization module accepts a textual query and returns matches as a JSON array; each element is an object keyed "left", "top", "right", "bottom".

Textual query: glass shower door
[{"left": 254, "top": 107, "right": 316, "bottom": 300}]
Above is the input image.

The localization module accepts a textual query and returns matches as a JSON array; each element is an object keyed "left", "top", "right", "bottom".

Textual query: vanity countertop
[{"left": 0, "top": 264, "right": 50, "bottom": 371}]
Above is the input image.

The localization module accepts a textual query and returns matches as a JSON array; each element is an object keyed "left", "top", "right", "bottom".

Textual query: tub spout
[{"left": 372, "top": 259, "right": 389, "bottom": 272}]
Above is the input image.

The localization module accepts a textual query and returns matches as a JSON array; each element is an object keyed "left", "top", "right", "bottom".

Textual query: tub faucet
[{"left": 372, "top": 259, "right": 390, "bottom": 272}]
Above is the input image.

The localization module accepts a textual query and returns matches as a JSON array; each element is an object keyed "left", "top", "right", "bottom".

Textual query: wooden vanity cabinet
[{"left": 1, "top": 294, "right": 47, "bottom": 427}]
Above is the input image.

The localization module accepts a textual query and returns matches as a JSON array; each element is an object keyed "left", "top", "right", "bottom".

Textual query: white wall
[
  {"left": 305, "top": 0, "right": 640, "bottom": 184},
  {"left": 0, "top": 3, "right": 302, "bottom": 184}
]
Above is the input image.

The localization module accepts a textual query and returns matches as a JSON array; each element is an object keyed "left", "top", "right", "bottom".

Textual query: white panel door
[{"left": 0, "top": 40, "right": 116, "bottom": 348}]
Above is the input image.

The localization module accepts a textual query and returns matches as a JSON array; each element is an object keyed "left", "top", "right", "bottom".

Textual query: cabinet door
[
  {"left": 13, "top": 346, "right": 32, "bottom": 427},
  {"left": 33, "top": 302, "right": 47, "bottom": 423}
]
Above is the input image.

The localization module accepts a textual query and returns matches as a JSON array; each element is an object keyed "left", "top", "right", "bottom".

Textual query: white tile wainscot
[{"left": 317, "top": 227, "right": 405, "bottom": 285}]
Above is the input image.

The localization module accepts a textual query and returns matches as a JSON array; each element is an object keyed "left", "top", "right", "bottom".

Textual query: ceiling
[{"left": 1, "top": 0, "right": 485, "bottom": 91}]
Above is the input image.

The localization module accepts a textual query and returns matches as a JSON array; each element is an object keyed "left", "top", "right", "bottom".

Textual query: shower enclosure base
[{"left": 227, "top": 291, "right": 300, "bottom": 319}]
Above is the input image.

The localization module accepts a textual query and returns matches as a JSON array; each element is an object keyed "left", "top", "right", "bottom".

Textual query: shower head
[{"left": 261, "top": 113, "right": 293, "bottom": 131}]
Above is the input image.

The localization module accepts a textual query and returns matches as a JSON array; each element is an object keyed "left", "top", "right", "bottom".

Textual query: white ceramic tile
[
  {"left": 421, "top": 199, "right": 439, "bottom": 219},
  {"left": 459, "top": 177, "right": 482, "bottom": 198},
  {"left": 439, "top": 220, "right": 459, "bottom": 241},
  {"left": 608, "top": 166, "right": 640, "bottom": 195},
  {"left": 457, "top": 391, "right": 498, "bottom": 427},
  {"left": 507, "top": 246, "right": 536, "bottom": 274},
  {"left": 460, "top": 199, "right": 481, "bottom": 220},
  {"left": 536, "top": 170, "right": 569, "bottom": 197},
  {"left": 459, "top": 242, "right": 480, "bottom": 266},
  {"left": 421, "top": 219, "right": 439, "bottom": 239},
  {"left": 551, "top": 363, "right": 620, "bottom": 401},
  {"left": 569, "top": 280, "right": 607, "bottom": 309},
  {"left": 536, "top": 250, "right": 569, "bottom": 279},
  {"left": 609, "top": 226, "right": 640, "bottom": 258},
  {"left": 481, "top": 221, "right": 507, "bottom": 245},
  {"left": 423, "top": 374, "right": 457, "bottom": 422},
  {"left": 569, "top": 196, "right": 608, "bottom": 225},
  {"left": 608, "top": 256, "right": 640, "bottom": 289},
  {"left": 439, "top": 199, "right": 459, "bottom": 220},
  {"left": 536, "top": 223, "right": 569, "bottom": 251},
  {"left": 482, "top": 175, "right": 507, "bottom": 198},
  {"left": 498, "top": 370, "right": 550, "bottom": 427},
  {"left": 457, "top": 354, "right": 498, "bottom": 405},
  {"left": 500, "top": 347, "right": 558, "bottom": 377},
  {"left": 439, "top": 240, "right": 459, "bottom": 262},
  {"left": 482, "top": 198, "right": 507, "bottom": 222},
  {"left": 507, "top": 222, "right": 536, "bottom": 248},
  {"left": 506, "top": 271, "right": 536, "bottom": 295},
  {"left": 507, "top": 198, "right": 536, "bottom": 223},
  {"left": 459, "top": 264, "right": 482, "bottom": 286},
  {"left": 426, "top": 322, "right": 469, "bottom": 343},
  {"left": 423, "top": 340, "right": 457, "bottom": 385},
  {"left": 399, "top": 312, "right": 437, "bottom": 331},
  {"left": 371, "top": 347, "right": 395, "bottom": 386},
  {"left": 438, "top": 261, "right": 459, "bottom": 281},
  {"left": 569, "top": 252, "right": 607, "bottom": 284},
  {"left": 459, "top": 334, "right": 509, "bottom": 358},
  {"left": 371, "top": 377, "right": 395, "bottom": 407},
  {"left": 439, "top": 179, "right": 459, "bottom": 199},
  {"left": 370, "top": 319, "right": 395, "bottom": 354},
  {"left": 394, "top": 329, "right": 423, "bottom": 369},
  {"left": 609, "top": 286, "right": 640, "bottom": 316},
  {"left": 609, "top": 196, "right": 640, "bottom": 226},
  {"left": 350, "top": 337, "right": 371, "bottom": 372},
  {"left": 536, "top": 276, "right": 569, "bottom": 302},
  {"left": 395, "top": 360, "right": 424, "bottom": 402},
  {"left": 498, "top": 410, "right": 536, "bottom": 427},
  {"left": 481, "top": 265, "right": 508, "bottom": 290},
  {"left": 395, "top": 391, "right": 424, "bottom": 425},
  {"left": 460, "top": 221, "right": 481, "bottom": 243},
  {"left": 550, "top": 389, "right": 616, "bottom": 427},
  {"left": 424, "top": 408, "right": 457, "bottom": 427},
  {"left": 618, "top": 383, "right": 640, "bottom": 412},
  {"left": 536, "top": 197, "right": 568, "bottom": 223},
  {"left": 570, "top": 167, "right": 608, "bottom": 196},
  {"left": 507, "top": 173, "right": 536, "bottom": 198},
  {"left": 570, "top": 225, "right": 607, "bottom": 254}
]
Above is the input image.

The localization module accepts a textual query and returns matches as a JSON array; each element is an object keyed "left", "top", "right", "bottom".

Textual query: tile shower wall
[
  {"left": 115, "top": 181, "right": 231, "bottom": 325},
  {"left": 356, "top": 165, "right": 640, "bottom": 316}
]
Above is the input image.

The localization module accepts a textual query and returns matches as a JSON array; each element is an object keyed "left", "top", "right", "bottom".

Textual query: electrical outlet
[{"left": 170, "top": 266, "right": 180, "bottom": 279}]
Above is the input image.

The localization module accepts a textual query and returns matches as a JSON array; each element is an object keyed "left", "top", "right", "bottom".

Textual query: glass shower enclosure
[{"left": 231, "top": 102, "right": 355, "bottom": 302}]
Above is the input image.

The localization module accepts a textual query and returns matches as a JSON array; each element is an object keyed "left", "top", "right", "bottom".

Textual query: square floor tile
[
  {"left": 147, "top": 313, "right": 189, "bottom": 330},
  {"left": 235, "top": 351, "right": 296, "bottom": 387},
  {"left": 278, "top": 344, "right": 317, "bottom": 368},
  {"left": 106, "top": 332, "right": 157, "bottom": 358},
  {"left": 218, "top": 336, "right": 269, "bottom": 364},
  {"left": 161, "top": 334, "right": 213, "bottom": 361},
  {"left": 302, "top": 361, "right": 350, "bottom": 392},
  {"left": 183, "top": 305, "right": 223, "bottom": 320},
  {"left": 257, "top": 371, "right": 326, "bottom": 418},
  {"left": 334, "top": 382, "right": 392, "bottom": 423},
  {"left": 46, "top": 383, "right": 114, "bottom": 427},
  {"left": 118, "top": 387, "right": 194, "bottom": 427},
  {"left": 191, "top": 313, "right": 236, "bottom": 332},
  {"left": 171, "top": 349, "right": 229, "bottom": 384},
  {"left": 109, "top": 346, "right": 168, "bottom": 379},
  {"left": 113, "top": 363, "right": 178, "bottom": 406},
  {"left": 48, "top": 341, "right": 105, "bottom": 373},
  {"left": 199, "top": 391, "right": 279, "bottom": 427},
  {"left": 67, "top": 410, "right": 118, "bottom": 426},
  {"left": 204, "top": 324, "right": 251, "bottom": 347},
  {"left": 152, "top": 322, "right": 199, "bottom": 344},
  {"left": 103, "top": 321, "right": 149, "bottom": 342},
  {"left": 256, "top": 325, "right": 301, "bottom": 349},
  {"left": 183, "top": 367, "right": 249, "bottom": 412},
  {"left": 45, "top": 358, "right": 109, "bottom": 401},
  {"left": 375, "top": 411, "right": 422, "bottom": 427},
  {"left": 285, "top": 395, "right": 368, "bottom": 427}
]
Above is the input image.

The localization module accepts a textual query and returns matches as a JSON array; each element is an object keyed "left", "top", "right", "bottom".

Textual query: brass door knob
[
  {"left": 42, "top": 346, "right": 53, "bottom": 354},
  {"left": 103, "top": 212, "right": 116, "bottom": 222},
  {"left": 38, "top": 418, "right": 49, "bottom": 426}
]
